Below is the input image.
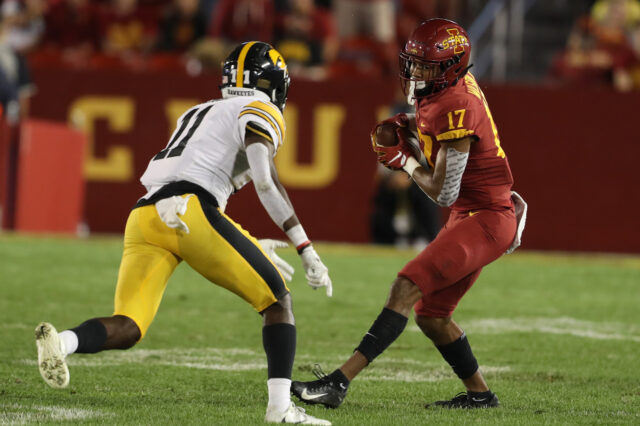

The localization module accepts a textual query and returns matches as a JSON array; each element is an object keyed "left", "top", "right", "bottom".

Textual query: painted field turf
[{"left": 1, "top": 235, "right": 639, "bottom": 425}]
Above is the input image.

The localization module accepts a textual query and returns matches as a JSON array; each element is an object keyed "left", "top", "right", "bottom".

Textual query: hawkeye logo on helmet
[
  {"left": 268, "top": 49, "right": 287, "bottom": 70},
  {"left": 442, "top": 28, "right": 468, "bottom": 55}
]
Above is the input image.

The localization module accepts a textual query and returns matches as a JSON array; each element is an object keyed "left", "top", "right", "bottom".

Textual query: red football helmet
[{"left": 399, "top": 18, "right": 472, "bottom": 100}]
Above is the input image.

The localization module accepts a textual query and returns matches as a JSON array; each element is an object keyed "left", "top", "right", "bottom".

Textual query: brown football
[
  {"left": 374, "top": 123, "right": 422, "bottom": 159},
  {"left": 374, "top": 123, "right": 399, "bottom": 147}
]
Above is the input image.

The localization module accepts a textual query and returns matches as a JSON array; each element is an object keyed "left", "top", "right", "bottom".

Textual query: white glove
[
  {"left": 155, "top": 195, "right": 193, "bottom": 233},
  {"left": 257, "top": 239, "right": 295, "bottom": 282},
  {"left": 300, "top": 246, "right": 332, "bottom": 297}
]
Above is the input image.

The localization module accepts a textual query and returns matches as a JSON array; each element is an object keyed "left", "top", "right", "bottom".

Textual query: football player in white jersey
[{"left": 34, "top": 41, "right": 332, "bottom": 425}]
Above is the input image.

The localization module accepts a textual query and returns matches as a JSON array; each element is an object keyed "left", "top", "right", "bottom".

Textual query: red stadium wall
[{"left": 29, "top": 67, "right": 640, "bottom": 253}]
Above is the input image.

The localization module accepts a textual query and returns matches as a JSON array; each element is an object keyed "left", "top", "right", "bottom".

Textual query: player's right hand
[
  {"left": 373, "top": 137, "right": 414, "bottom": 169},
  {"left": 300, "top": 246, "right": 333, "bottom": 297}
]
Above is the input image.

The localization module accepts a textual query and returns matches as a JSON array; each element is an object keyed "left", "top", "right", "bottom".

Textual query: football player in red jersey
[{"left": 291, "top": 18, "right": 527, "bottom": 409}]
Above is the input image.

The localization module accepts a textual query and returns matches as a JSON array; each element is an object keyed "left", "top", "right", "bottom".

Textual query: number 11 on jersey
[{"left": 153, "top": 104, "right": 214, "bottom": 160}]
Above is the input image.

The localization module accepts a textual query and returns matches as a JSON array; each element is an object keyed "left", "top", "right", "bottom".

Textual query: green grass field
[{"left": 1, "top": 234, "right": 639, "bottom": 425}]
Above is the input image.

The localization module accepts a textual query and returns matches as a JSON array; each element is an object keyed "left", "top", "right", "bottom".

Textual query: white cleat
[
  {"left": 35, "top": 322, "right": 69, "bottom": 388},
  {"left": 265, "top": 401, "right": 331, "bottom": 425}
]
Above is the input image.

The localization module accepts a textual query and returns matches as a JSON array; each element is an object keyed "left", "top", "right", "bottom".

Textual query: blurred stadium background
[{"left": 0, "top": 0, "right": 639, "bottom": 252}]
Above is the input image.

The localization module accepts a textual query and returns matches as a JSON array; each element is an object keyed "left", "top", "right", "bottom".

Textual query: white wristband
[
  {"left": 285, "top": 224, "right": 309, "bottom": 247},
  {"left": 403, "top": 156, "right": 421, "bottom": 177}
]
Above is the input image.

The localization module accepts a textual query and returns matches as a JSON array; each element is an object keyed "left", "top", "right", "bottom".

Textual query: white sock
[
  {"left": 58, "top": 330, "right": 79, "bottom": 356},
  {"left": 267, "top": 378, "right": 291, "bottom": 413}
]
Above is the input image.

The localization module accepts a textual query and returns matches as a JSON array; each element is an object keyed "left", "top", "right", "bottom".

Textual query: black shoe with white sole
[{"left": 291, "top": 365, "right": 348, "bottom": 409}]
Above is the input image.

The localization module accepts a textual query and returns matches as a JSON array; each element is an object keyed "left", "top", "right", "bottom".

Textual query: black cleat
[
  {"left": 426, "top": 391, "right": 500, "bottom": 409},
  {"left": 291, "top": 365, "right": 348, "bottom": 409}
]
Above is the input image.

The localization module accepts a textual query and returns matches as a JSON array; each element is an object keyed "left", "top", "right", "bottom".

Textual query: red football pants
[{"left": 399, "top": 207, "right": 516, "bottom": 317}]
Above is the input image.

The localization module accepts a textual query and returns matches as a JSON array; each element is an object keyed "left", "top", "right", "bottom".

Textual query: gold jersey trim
[
  {"left": 246, "top": 123, "right": 273, "bottom": 142},
  {"left": 247, "top": 101, "right": 285, "bottom": 135},
  {"left": 239, "top": 100, "right": 285, "bottom": 144},
  {"left": 436, "top": 129, "right": 475, "bottom": 141},
  {"left": 417, "top": 130, "right": 435, "bottom": 168},
  {"left": 239, "top": 110, "right": 282, "bottom": 146}
]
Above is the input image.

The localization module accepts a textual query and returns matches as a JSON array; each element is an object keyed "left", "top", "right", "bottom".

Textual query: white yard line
[
  {"left": 0, "top": 404, "right": 110, "bottom": 425},
  {"left": 22, "top": 347, "right": 266, "bottom": 371},
  {"left": 408, "top": 317, "right": 640, "bottom": 342},
  {"left": 158, "top": 361, "right": 266, "bottom": 370},
  {"left": 360, "top": 365, "right": 511, "bottom": 383}
]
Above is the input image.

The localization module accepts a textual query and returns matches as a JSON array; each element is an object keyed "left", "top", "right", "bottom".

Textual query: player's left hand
[
  {"left": 257, "top": 239, "right": 295, "bottom": 282},
  {"left": 300, "top": 246, "right": 333, "bottom": 297},
  {"left": 373, "top": 136, "right": 415, "bottom": 170}
]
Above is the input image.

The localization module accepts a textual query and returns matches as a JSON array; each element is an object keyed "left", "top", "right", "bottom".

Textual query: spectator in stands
[
  {"left": 0, "top": 63, "right": 19, "bottom": 124},
  {"left": 550, "top": 0, "right": 640, "bottom": 91},
  {"left": 98, "top": 0, "right": 158, "bottom": 57},
  {"left": 273, "top": 0, "right": 338, "bottom": 79},
  {"left": 199, "top": 0, "right": 219, "bottom": 21},
  {"left": 331, "top": 0, "right": 396, "bottom": 77},
  {"left": 41, "top": 0, "right": 102, "bottom": 65},
  {"left": 396, "top": 0, "right": 468, "bottom": 48},
  {"left": 208, "top": 0, "right": 274, "bottom": 48},
  {"left": 2, "top": 0, "right": 45, "bottom": 54},
  {"left": 1, "top": 0, "right": 44, "bottom": 117},
  {"left": 154, "top": 0, "right": 207, "bottom": 53},
  {"left": 334, "top": 0, "right": 394, "bottom": 44},
  {"left": 630, "top": 20, "right": 640, "bottom": 87}
]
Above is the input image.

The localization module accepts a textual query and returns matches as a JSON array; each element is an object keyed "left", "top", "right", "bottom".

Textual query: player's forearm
[
  {"left": 246, "top": 142, "right": 310, "bottom": 250},
  {"left": 270, "top": 161, "right": 298, "bottom": 225},
  {"left": 406, "top": 142, "right": 469, "bottom": 207},
  {"left": 407, "top": 160, "right": 445, "bottom": 202},
  {"left": 272, "top": 175, "right": 315, "bottom": 250},
  {"left": 274, "top": 180, "right": 300, "bottom": 232},
  {"left": 273, "top": 181, "right": 311, "bottom": 247},
  {"left": 253, "top": 181, "right": 295, "bottom": 230},
  {"left": 253, "top": 181, "right": 308, "bottom": 246}
]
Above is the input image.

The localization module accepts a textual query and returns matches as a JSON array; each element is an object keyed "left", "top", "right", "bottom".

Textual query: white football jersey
[{"left": 140, "top": 93, "right": 285, "bottom": 211}]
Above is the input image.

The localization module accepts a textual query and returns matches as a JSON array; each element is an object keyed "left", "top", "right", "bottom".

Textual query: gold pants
[{"left": 113, "top": 194, "right": 288, "bottom": 338}]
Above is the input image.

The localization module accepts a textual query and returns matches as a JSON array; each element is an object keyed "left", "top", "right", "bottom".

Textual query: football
[
  {"left": 374, "top": 123, "right": 422, "bottom": 159},
  {"left": 374, "top": 123, "right": 399, "bottom": 147}
]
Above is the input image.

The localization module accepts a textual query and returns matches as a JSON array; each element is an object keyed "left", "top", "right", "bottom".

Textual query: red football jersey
[{"left": 415, "top": 73, "right": 513, "bottom": 210}]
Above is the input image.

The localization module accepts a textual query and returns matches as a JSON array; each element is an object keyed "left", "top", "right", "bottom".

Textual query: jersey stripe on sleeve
[
  {"left": 238, "top": 100, "right": 285, "bottom": 146},
  {"left": 436, "top": 129, "right": 475, "bottom": 141},
  {"left": 246, "top": 123, "right": 273, "bottom": 142}
]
